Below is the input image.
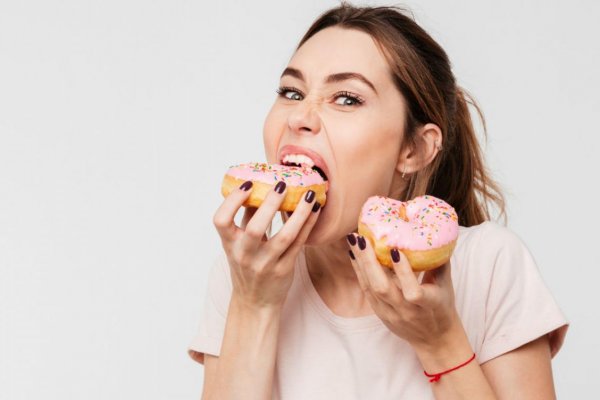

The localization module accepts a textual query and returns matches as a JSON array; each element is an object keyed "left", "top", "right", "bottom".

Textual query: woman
[{"left": 188, "top": 3, "right": 568, "bottom": 399}]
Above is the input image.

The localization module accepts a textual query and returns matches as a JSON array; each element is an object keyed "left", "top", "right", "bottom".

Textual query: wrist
[
  {"left": 412, "top": 313, "right": 474, "bottom": 373},
  {"left": 230, "top": 293, "right": 284, "bottom": 318},
  {"left": 217, "top": 295, "right": 282, "bottom": 400},
  {"left": 224, "top": 294, "right": 283, "bottom": 359}
]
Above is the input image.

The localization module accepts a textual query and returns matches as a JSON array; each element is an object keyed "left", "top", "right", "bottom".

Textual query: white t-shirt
[{"left": 187, "top": 221, "right": 568, "bottom": 399}]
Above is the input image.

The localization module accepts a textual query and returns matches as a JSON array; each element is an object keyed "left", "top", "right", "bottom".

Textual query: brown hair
[{"left": 296, "top": 2, "right": 505, "bottom": 226}]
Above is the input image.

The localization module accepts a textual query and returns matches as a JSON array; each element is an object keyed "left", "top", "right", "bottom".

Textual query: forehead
[{"left": 287, "top": 27, "right": 391, "bottom": 86}]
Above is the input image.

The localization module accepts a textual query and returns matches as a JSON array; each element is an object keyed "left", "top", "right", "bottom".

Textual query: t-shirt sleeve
[
  {"left": 187, "top": 251, "right": 232, "bottom": 365},
  {"left": 476, "top": 223, "right": 568, "bottom": 364}
]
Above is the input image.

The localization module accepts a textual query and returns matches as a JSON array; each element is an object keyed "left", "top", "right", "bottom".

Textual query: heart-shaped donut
[{"left": 358, "top": 195, "right": 459, "bottom": 271}]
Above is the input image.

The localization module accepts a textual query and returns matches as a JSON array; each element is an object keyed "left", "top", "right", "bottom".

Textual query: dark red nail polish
[
  {"left": 348, "top": 250, "right": 355, "bottom": 260},
  {"left": 305, "top": 190, "right": 315, "bottom": 203},
  {"left": 274, "top": 181, "right": 286, "bottom": 194},
  {"left": 391, "top": 248, "right": 400, "bottom": 263},
  {"left": 346, "top": 233, "right": 356, "bottom": 246},
  {"left": 357, "top": 236, "right": 366, "bottom": 250},
  {"left": 239, "top": 181, "right": 253, "bottom": 191},
  {"left": 311, "top": 202, "right": 321, "bottom": 213}
]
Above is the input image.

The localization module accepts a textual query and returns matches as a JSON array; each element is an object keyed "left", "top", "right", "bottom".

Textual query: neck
[
  {"left": 303, "top": 237, "right": 374, "bottom": 317},
  {"left": 304, "top": 237, "right": 360, "bottom": 290}
]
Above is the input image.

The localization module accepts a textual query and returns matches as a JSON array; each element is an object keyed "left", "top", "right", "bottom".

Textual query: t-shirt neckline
[{"left": 297, "top": 247, "right": 385, "bottom": 331}]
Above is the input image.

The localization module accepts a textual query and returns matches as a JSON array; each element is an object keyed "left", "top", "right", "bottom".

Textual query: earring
[
  {"left": 401, "top": 165, "right": 407, "bottom": 179},
  {"left": 436, "top": 141, "right": 443, "bottom": 151}
]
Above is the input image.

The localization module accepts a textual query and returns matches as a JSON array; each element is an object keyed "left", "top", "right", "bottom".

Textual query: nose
[{"left": 287, "top": 95, "right": 322, "bottom": 135}]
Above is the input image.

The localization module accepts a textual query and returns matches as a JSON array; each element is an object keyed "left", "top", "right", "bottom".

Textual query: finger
[
  {"left": 347, "top": 235, "right": 401, "bottom": 320},
  {"left": 281, "top": 210, "right": 292, "bottom": 224},
  {"left": 391, "top": 248, "right": 428, "bottom": 306},
  {"left": 241, "top": 207, "right": 257, "bottom": 229},
  {"left": 279, "top": 199, "right": 322, "bottom": 262},
  {"left": 422, "top": 260, "right": 452, "bottom": 287},
  {"left": 270, "top": 190, "right": 318, "bottom": 255},
  {"left": 241, "top": 181, "right": 288, "bottom": 253},
  {"left": 438, "top": 260, "right": 453, "bottom": 285},
  {"left": 364, "top": 289, "right": 397, "bottom": 317},
  {"left": 393, "top": 249, "right": 446, "bottom": 308},
  {"left": 213, "top": 180, "right": 254, "bottom": 243},
  {"left": 354, "top": 235, "right": 404, "bottom": 306},
  {"left": 346, "top": 233, "right": 371, "bottom": 292},
  {"left": 346, "top": 237, "right": 368, "bottom": 292},
  {"left": 241, "top": 207, "right": 271, "bottom": 243}
]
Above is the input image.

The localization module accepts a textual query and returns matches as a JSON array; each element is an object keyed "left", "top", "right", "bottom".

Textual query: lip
[{"left": 277, "top": 144, "right": 331, "bottom": 182}]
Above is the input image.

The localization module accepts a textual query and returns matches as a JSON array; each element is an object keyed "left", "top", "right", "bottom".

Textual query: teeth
[{"left": 282, "top": 154, "right": 315, "bottom": 168}]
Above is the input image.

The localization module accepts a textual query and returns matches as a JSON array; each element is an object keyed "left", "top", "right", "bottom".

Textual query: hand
[
  {"left": 213, "top": 181, "right": 321, "bottom": 310},
  {"left": 346, "top": 233, "right": 461, "bottom": 349}
]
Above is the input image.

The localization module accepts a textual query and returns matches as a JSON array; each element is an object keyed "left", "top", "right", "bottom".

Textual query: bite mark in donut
[{"left": 358, "top": 195, "right": 459, "bottom": 271}]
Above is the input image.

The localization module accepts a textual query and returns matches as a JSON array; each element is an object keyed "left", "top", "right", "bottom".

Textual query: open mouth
[
  {"left": 281, "top": 161, "right": 329, "bottom": 182},
  {"left": 281, "top": 161, "right": 329, "bottom": 220}
]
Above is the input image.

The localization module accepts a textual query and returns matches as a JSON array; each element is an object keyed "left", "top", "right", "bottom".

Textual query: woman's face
[{"left": 263, "top": 27, "right": 408, "bottom": 244}]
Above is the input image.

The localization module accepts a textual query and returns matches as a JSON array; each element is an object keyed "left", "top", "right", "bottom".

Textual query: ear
[{"left": 396, "top": 123, "right": 443, "bottom": 176}]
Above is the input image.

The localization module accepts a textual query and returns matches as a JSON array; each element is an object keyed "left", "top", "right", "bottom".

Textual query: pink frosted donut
[
  {"left": 221, "top": 162, "right": 328, "bottom": 211},
  {"left": 358, "top": 195, "right": 459, "bottom": 271}
]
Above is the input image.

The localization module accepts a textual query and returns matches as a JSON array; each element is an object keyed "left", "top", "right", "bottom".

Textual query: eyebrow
[{"left": 280, "top": 67, "right": 378, "bottom": 95}]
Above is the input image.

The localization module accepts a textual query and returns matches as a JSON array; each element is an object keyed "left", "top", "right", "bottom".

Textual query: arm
[
  {"left": 204, "top": 182, "right": 321, "bottom": 399},
  {"left": 346, "top": 234, "right": 559, "bottom": 399},
  {"left": 202, "top": 355, "right": 219, "bottom": 399},
  {"left": 414, "top": 322, "right": 556, "bottom": 399},
  {"left": 413, "top": 318, "right": 496, "bottom": 399},
  {"left": 202, "top": 297, "right": 282, "bottom": 400},
  {"left": 481, "top": 334, "right": 556, "bottom": 399}
]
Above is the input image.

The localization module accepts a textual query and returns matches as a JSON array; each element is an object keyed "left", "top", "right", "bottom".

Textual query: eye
[
  {"left": 333, "top": 91, "right": 364, "bottom": 107},
  {"left": 276, "top": 86, "right": 303, "bottom": 101}
]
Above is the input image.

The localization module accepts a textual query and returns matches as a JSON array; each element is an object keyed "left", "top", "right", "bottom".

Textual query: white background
[{"left": 1, "top": 0, "right": 598, "bottom": 398}]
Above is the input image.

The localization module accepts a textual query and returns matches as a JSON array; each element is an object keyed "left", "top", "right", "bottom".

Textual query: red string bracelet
[{"left": 423, "top": 353, "right": 476, "bottom": 383}]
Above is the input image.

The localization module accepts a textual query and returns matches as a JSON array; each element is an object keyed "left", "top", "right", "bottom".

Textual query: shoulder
[
  {"left": 457, "top": 220, "right": 525, "bottom": 246},
  {"left": 453, "top": 223, "right": 568, "bottom": 364},
  {"left": 455, "top": 220, "right": 531, "bottom": 262},
  {"left": 451, "top": 220, "right": 541, "bottom": 296}
]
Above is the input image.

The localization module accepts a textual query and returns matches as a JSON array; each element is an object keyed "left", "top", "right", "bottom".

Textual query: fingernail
[
  {"left": 346, "top": 233, "right": 356, "bottom": 246},
  {"left": 391, "top": 248, "right": 400, "bottom": 263},
  {"left": 311, "top": 202, "right": 321, "bottom": 213},
  {"left": 357, "top": 235, "right": 366, "bottom": 250},
  {"left": 348, "top": 250, "right": 355, "bottom": 260},
  {"left": 274, "top": 181, "right": 286, "bottom": 194},
  {"left": 239, "top": 181, "right": 253, "bottom": 191},
  {"left": 304, "top": 190, "right": 315, "bottom": 203}
]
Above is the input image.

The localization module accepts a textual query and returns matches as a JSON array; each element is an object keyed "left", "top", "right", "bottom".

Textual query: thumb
[{"left": 421, "top": 261, "right": 452, "bottom": 287}]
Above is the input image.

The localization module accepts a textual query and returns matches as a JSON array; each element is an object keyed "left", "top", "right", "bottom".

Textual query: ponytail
[
  {"left": 298, "top": 3, "right": 506, "bottom": 226},
  {"left": 429, "top": 87, "right": 505, "bottom": 226}
]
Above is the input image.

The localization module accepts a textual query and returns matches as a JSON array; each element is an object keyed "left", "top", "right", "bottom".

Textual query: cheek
[
  {"left": 336, "top": 119, "right": 400, "bottom": 176},
  {"left": 330, "top": 121, "right": 401, "bottom": 214}
]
